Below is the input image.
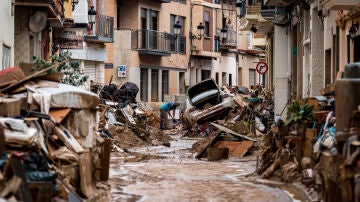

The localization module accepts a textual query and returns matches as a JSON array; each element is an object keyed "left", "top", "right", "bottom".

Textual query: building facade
[{"left": 0, "top": 0, "right": 14, "bottom": 70}]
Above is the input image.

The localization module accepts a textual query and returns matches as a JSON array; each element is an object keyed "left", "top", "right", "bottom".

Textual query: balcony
[
  {"left": 320, "top": 0, "right": 360, "bottom": 10},
  {"left": 14, "top": 0, "right": 64, "bottom": 27},
  {"left": 84, "top": 15, "right": 114, "bottom": 43},
  {"left": 220, "top": 29, "right": 237, "bottom": 49},
  {"left": 131, "top": 30, "right": 172, "bottom": 56}
]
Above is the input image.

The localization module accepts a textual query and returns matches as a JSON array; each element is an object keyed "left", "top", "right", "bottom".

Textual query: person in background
[{"left": 160, "top": 102, "right": 180, "bottom": 130}]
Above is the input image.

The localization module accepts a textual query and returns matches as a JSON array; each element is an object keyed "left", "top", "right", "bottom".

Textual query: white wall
[
  {"left": 220, "top": 55, "right": 237, "bottom": 86},
  {"left": 274, "top": 26, "right": 290, "bottom": 119},
  {"left": 0, "top": 0, "right": 14, "bottom": 69},
  {"left": 73, "top": 0, "right": 89, "bottom": 24}
]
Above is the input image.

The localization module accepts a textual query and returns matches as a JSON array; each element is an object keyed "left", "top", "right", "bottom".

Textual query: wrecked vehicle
[{"left": 181, "top": 79, "right": 234, "bottom": 129}]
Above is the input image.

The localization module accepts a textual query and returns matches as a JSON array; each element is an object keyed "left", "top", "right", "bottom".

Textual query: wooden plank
[
  {"left": 79, "top": 151, "right": 95, "bottom": 198},
  {"left": 195, "top": 131, "right": 222, "bottom": 159},
  {"left": 214, "top": 141, "right": 254, "bottom": 158},
  {"left": 0, "top": 60, "right": 68, "bottom": 94},
  {"left": 0, "top": 176, "right": 22, "bottom": 198},
  {"left": 54, "top": 125, "right": 84, "bottom": 154},
  {"left": 49, "top": 108, "right": 71, "bottom": 124},
  {"left": 210, "top": 122, "right": 256, "bottom": 141}
]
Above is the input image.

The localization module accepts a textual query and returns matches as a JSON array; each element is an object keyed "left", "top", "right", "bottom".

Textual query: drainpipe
[{"left": 189, "top": 3, "right": 194, "bottom": 87}]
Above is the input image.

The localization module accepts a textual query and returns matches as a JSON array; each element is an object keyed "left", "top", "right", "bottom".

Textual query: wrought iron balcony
[
  {"left": 220, "top": 29, "right": 237, "bottom": 49},
  {"left": 131, "top": 29, "right": 173, "bottom": 56},
  {"left": 84, "top": 15, "right": 114, "bottom": 43}
]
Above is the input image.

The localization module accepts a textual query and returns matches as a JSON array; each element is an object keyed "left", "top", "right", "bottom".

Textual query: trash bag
[
  {"left": 100, "top": 83, "right": 117, "bottom": 100},
  {"left": 110, "top": 82, "right": 139, "bottom": 104},
  {"left": 25, "top": 152, "right": 49, "bottom": 172}
]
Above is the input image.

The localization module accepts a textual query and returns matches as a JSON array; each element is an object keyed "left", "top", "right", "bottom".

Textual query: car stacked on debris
[{"left": 181, "top": 79, "right": 235, "bottom": 129}]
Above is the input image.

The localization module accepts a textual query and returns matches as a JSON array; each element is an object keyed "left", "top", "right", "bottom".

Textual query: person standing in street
[{"left": 159, "top": 102, "right": 180, "bottom": 130}]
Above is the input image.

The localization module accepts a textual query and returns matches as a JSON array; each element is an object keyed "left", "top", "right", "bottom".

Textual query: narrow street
[{"left": 109, "top": 134, "right": 306, "bottom": 202}]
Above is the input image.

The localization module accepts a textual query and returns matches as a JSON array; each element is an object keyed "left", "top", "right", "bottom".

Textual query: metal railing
[
  {"left": 170, "top": 36, "right": 186, "bottom": 53},
  {"left": 131, "top": 29, "right": 172, "bottom": 53},
  {"left": 93, "top": 15, "right": 114, "bottom": 40}
]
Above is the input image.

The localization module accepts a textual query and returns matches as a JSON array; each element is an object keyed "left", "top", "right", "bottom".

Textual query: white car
[{"left": 181, "top": 79, "right": 235, "bottom": 129}]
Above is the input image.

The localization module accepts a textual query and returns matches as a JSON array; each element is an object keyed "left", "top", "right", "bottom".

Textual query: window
[
  {"left": 170, "top": 15, "right": 186, "bottom": 53},
  {"left": 179, "top": 72, "right": 185, "bottom": 94},
  {"left": 162, "top": 70, "right": 169, "bottom": 101},
  {"left": 141, "top": 8, "right": 148, "bottom": 49},
  {"left": 204, "top": 12, "right": 210, "bottom": 37},
  {"left": 215, "top": 72, "right": 219, "bottom": 84},
  {"left": 140, "top": 68, "right": 148, "bottom": 101},
  {"left": 249, "top": 69, "right": 255, "bottom": 87},
  {"left": 214, "top": 36, "right": 220, "bottom": 52},
  {"left": 229, "top": 74, "right": 232, "bottom": 86},
  {"left": 201, "top": 70, "right": 211, "bottom": 80},
  {"left": 151, "top": 69, "right": 159, "bottom": 102},
  {"left": 214, "top": 0, "right": 220, "bottom": 4},
  {"left": 2, "top": 45, "right": 11, "bottom": 70}
]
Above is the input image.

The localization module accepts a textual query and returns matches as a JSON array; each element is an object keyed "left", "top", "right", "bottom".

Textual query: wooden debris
[
  {"left": 210, "top": 122, "right": 256, "bottom": 141},
  {"left": 79, "top": 150, "right": 95, "bottom": 198},
  {"left": 54, "top": 125, "right": 84, "bottom": 154},
  {"left": 214, "top": 141, "right": 254, "bottom": 158},
  {"left": 0, "top": 176, "right": 22, "bottom": 198},
  {"left": 0, "top": 60, "right": 68, "bottom": 94},
  {"left": 49, "top": 108, "right": 71, "bottom": 124}
]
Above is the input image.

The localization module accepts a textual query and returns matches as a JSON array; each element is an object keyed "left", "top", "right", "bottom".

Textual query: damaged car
[{"left": 181, "top": 79, "right": 235, "bottom": 129}]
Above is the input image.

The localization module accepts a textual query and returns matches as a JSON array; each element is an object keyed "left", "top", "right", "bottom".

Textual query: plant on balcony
[{"left": 32, "top": 51, "right": 88, "bottom": 86}]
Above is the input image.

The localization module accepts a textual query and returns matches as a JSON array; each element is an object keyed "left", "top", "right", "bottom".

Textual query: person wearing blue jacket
[{"left": 159, "top": 102, "right": 180, "bottom": 130}]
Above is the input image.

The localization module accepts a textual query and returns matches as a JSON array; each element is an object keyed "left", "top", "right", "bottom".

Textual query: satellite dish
[{"left": 29, "top": 11, "right": 48, "bottom": 33}]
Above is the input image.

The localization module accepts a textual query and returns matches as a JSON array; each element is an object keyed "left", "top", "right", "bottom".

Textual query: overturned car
[{"left": 181, "top": 79, "right": 235, "bottom": 129}]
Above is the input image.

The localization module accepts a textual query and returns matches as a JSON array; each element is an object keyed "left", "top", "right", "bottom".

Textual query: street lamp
[
  {"left": 173, "top": 21, "right": 182, "bottom": 39},
  {"left": 191, "top": 22, "right": 204, "bottom": 40},
  {"left": 221, "top": 27, "right": 228, "bottom": 43},
  {"left": 250, "top": 24, "right": 257, "bottom": 33},
  {"left": 349, "top": 23, "right": 359, "bottom": 41},
  {"left": 88, "top": 6, "right": 97, "bottom": 31},
  {"left": 72, "top": 0, "right": 79, "bottom": 11}
]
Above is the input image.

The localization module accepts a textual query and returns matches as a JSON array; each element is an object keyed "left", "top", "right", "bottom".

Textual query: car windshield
[{"left": 191, "top": 89, "right": 219, "bottom": 105}]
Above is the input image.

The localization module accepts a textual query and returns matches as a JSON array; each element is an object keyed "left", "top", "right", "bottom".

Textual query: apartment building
[
  {"left": 0, "top": 0, "right": 14, "bottom": 70},
  {"left": 60, "top": 0, "right": 114, "bottom": 86},
  {"left": 111, "top": 0, "right": 241, "bottom": 102},
  {"left": 12, "top": 0, "right": 72, "bottom": 68}
]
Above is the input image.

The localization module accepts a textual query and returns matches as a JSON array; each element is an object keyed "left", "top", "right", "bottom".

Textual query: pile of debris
[
  {"left": 97, "top": 82, "right": 173, "bottom": 151},
  {"left": 255, "top": 62, "right": 360, "bottom": 201},
  {"left": 0, "top": 65, "right": 109, "bottom": 201},
  {"left": 182, "top": 79, "right": 274, "bottom": 161}
]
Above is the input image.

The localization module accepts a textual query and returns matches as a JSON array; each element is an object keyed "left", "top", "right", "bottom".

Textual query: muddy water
[{"left": 109, "top": 135, "right": 305, "bottom": 202}]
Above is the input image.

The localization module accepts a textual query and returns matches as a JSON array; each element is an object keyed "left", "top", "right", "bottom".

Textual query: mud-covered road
[{"left": 109, "top": 135, "right": 307, "bottom": 202}]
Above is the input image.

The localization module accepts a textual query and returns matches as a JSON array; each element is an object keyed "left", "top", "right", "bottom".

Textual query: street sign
[
  {"left": 117, "top": 65, "right": 126, "bottom": 78},
  {"left": 256, "top": 62, "right": 268, "bottom": 74}
]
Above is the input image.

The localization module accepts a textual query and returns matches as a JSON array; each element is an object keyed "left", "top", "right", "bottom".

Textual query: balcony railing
[
  {"left": 84, "top": 15, "right": 114, "bottom": 43},
  {"left": 220, "top": 29, "right": 237, "bottom": 48},
  {"left": 170, "top": 36, "right": 186, "bottom": 54},
  {"left": 131, "top": 29, "right": 173, "bottom": 56}
]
